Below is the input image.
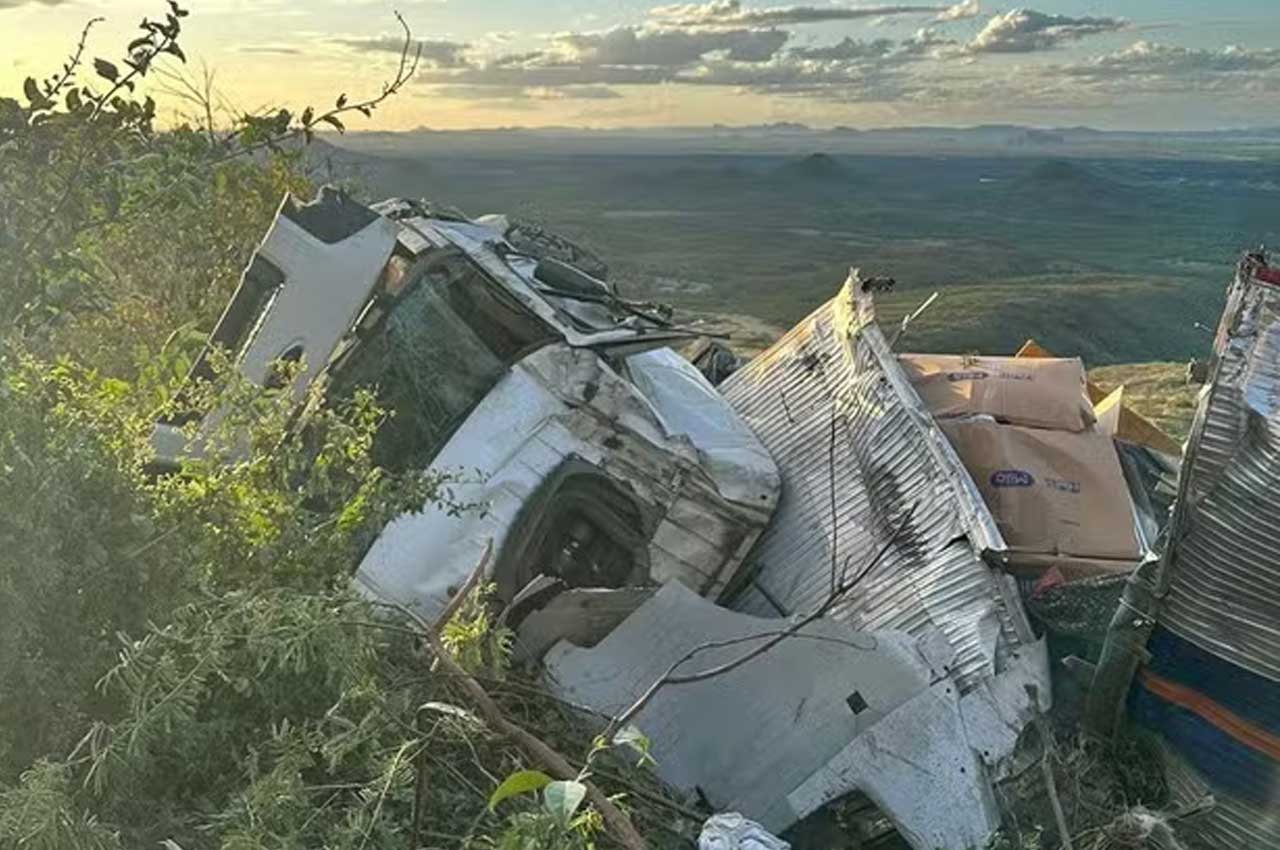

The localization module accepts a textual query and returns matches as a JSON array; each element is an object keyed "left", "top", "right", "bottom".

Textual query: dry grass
[{"left": 1089, "top": 362, "right": 1202, "bottom": 443}]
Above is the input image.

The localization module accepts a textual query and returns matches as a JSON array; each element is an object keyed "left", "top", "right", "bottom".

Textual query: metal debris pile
[{"left": 158, "top": 188, "right": 1280, "bottom": 850}]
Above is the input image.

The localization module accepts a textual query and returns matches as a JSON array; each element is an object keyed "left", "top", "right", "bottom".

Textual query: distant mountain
[
  {"left": 327, "top": 123, "right": 1280, "bottom": 161},
  {"left": 1008, "top": 129, "right": 1066, "bottom": 147},
  {"left": 1006, "top": 159, "right": 1138, "bottom": 208}
]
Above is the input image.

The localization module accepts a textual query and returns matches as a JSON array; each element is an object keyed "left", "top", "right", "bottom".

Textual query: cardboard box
[
  {"left": 940, "top": 418, "right": 1143, "bottom": 561},
  {"left": 899, "top": 353, "right": 1095, "bottom": 432}
]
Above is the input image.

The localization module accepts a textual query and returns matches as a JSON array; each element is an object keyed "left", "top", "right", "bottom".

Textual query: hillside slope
[
  {"left": 875, "top": 275, "right": 1223, "bottom": 366},
  {"left": 1090, "top": 361, "right": 1201, "bottom": 442}
]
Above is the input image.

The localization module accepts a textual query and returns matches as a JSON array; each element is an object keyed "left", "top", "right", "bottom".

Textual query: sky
[{"left": 2, "top": 0, "right": 1279, "bottom": 131}]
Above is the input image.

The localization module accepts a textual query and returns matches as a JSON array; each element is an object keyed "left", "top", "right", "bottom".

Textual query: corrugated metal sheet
[
  {"left": 719, "top": 272, "right": 1033, "bottom": 692},
  {"left": 1160, "top": 738, "right": 1280, "bottom": 850},
  {"left": 1161, "top": 259, "right": 1280, "bottom": 683},
  {"left": 1146, "top": 257, "right": 1280, "bottom": 850}
]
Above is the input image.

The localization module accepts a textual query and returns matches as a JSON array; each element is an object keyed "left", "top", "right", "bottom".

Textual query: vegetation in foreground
[{"left": 0, "top": 8, "right": 683, "bottom": 850}]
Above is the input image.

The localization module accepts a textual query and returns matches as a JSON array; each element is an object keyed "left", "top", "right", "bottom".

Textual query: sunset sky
[{"left": 3, "top": 0, "right": 1278, "bottom": 131}]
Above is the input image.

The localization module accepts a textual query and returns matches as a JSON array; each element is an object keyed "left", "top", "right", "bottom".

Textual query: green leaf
[
  {"left": 301, "top": 106, "right": 314, "bottom": 127},
  {"left": 319, "top": 114, "right": 345, "bottom": 133},
  {"left": 166, "top": 43, "right": 187, "bottom": 63},
  {"left": 94, "top": 59, "right": 120, "bottom": 83},
  {"left": 22, "top": 77, "right": 42, "bottom": 106},
  {"left": 543, "top": 780, "right": 588, "bottom": 823},
  {"left": 336, "top": 93, "right": 348, "bottom": 108},
  {"left": 66, "top": 88, "right": 82, "bottom": 111},
  {"left": 612, "top": 724, "right": 652, "bottom": 763},
  {"left": 488, "top": 769, "right": 552, "bottom": 812}
]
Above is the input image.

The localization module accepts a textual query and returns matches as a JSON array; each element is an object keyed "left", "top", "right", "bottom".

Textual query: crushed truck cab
[{"left": 153, "top": 188, "right": 780, "bottom": 618}]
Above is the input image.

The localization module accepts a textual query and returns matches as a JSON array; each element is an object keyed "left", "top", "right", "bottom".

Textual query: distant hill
[
  {"left": 326, "top": 124, "right": 1280, "bottom": 161},
  {"left": 1008, "top": 129, "right": 1066, "bottom": 147},
  {"left": 1027, "top": 160, "right": 1092, "bottom": 183},
  {"left": 1003, "top": 159, "right": 1141, "bottom": 211},
  {"left": 774, "top": 152, "right": 847, "bottom": 181}
]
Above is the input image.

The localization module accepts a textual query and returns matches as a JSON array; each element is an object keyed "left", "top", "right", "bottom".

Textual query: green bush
[{"left": 0, "top": 9, "right": 685, "bottom": 849}]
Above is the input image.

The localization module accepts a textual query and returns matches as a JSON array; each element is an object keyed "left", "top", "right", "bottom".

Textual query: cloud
[
  {"left": 1051, "top": 41, "right": 1280, "bottom": 96},
  {"left": 650, "top": 0, "right": 977, "bottom": 28},
  {"left": 790, "top": 37, "right": 896, "bottom": 61},
  {"left": 555, "top": 25, "right": 789, "bottom": 66},
  {"left": 967, "top": 9, "right": 1125, "bottom": 53},
  {"left": 789, "top": 28, "right": 955, "bottom": 62},
  {"left": 429, "top": 84, "right": 624, "bottom": 101},
  {"left": 237, "top": 44, "right": 304, "bottom": 55},
  {"left": 532, "top": 85, "right": 624, "bottom": 100},
  {"left": 418, "top": 24, "right": 791, "bottom": 90},
  {"left": 408, "top": 4, "right": 1176, "bottom": 110},
  {"left": 0, "top": 0, "right": 71, "bottom": 7},
  {"left": 334, "top": 36, "right": 471, "bottom": 68},
  {"left": 935, "top": 0, "right": 980, "bottom": 22},
  {"left": 420, "top": 60, "right": 669, "bottom": 89},
  {"left": 1070, "top": 41, "right": 1280, "bottom": 76},
  {"left": 419, "top": 20, "right": 960, "bottom": 101},
  {"left": 491, "top": 50, "right": 547, "bottom": 68}
]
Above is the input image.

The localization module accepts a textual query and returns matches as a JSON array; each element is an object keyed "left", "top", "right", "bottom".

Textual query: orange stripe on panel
[{"left": 1138, "top": 668, "right": 1280, "bottom": 761}]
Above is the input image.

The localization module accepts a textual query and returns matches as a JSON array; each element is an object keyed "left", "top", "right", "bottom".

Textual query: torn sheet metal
[
  {"left": 1132, "top": 254, "right": 1280, "bottom": 849},
  {"left": 545, "top": 581, "right": 1049, "bottom": 847},
  {"left": 1159, "top": 737, "right": 1279, "bottom": 850},
  {"left": 789, "top": 683, "right": 997, "bottom": 850},
  {"left": 1160, "top": 255, "right": 1280, "bottom": 680},
  {"left": 717, "top": 271, "right": 1034, "bottom": 692}
]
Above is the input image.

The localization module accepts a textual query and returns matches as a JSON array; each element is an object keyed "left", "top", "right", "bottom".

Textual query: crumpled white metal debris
[
  {"left": 699, "top": 813, "right": 790, "bottom": 850},
  {"left": 544, "top": 581, "right": 1049, "bottom": 848}
]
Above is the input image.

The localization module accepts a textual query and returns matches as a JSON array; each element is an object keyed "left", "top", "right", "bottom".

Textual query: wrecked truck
[
  {"left": 153, "top": 187, "right": 781, "bottom": 616},
  {"left": 159, "top": 188, "right": 1058, "bottom": 850}
]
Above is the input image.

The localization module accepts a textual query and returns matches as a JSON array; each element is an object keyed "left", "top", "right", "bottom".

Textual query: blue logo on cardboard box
[{"left": 990, "top": 469, "right": 1035, "bottom": 488}]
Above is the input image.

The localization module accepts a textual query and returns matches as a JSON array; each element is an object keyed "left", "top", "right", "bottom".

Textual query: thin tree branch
[
  {"left": 21, "top": 17, "right": 181, "bottom": 259},
  {"left": 387, "top": 546, "right": 649, "bottom": 850},
  {"left": 432, "top": 539, "right": 493, "bottom": 632},
  {"left": 44, "top": 17, "right": 105, "bottom": 103}
]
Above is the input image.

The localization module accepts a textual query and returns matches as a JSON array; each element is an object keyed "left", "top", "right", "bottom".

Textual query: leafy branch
[
  {"left": 20, "top": 2, "right": 188, "bottom": 256},
  {"left": 1, "top": 3, "right": 422, "bottom": 335},
  {"left": 390, "top": 575, "right": 652, "bottom": 850},
  {"left": 224, "top": 11, "right": 421, "bottom": 154}
]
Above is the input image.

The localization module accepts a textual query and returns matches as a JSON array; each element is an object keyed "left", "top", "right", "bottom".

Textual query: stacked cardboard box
[{"left": 899, "top": 354, "right": 1144, "bottom": 573}]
